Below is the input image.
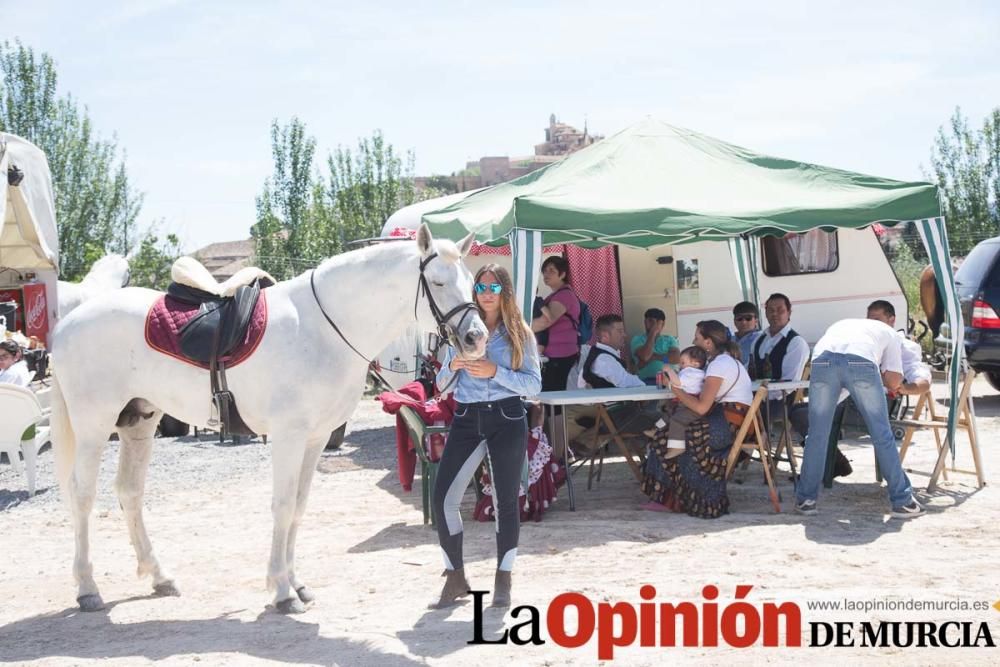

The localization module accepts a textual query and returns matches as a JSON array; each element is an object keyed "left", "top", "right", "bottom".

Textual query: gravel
[{"left": 0, "top": 398, "right": 398, "bottom": 514}]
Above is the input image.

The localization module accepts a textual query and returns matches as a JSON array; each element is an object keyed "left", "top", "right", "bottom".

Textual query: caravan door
[{"left": 618, "top": 245, "right": 678, "bottom": 342}]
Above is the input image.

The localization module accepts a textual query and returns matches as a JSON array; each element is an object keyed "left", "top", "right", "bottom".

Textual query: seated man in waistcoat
[
  {"left": 565, "top": 314, "right": 654, "bottom": 454},
  {"left": 751, "top": 292, "right": 851, "bottom": 477}
]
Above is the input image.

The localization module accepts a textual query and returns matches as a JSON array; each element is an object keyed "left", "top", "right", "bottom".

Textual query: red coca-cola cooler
[
  {"left": 22, "top": 283, "right": 51, "bottom": 344},
  {"left": 0, "top": 283, "right": 51, "bottom": 345}
]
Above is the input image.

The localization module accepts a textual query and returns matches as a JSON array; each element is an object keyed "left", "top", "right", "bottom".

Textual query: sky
[{"left": 4, "top": 0, "right": 999, "bottom": 251}]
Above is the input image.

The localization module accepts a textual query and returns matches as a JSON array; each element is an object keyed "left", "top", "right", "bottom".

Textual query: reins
[{"left": 310, "top": 251, "right": 479, "bottom": 393}]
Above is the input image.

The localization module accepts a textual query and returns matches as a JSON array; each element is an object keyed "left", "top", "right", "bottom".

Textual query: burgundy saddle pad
[{"left": 144, "top": 291, "right": 268, "bottom": 370}]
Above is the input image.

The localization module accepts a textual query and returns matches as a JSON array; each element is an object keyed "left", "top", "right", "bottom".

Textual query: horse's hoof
[
  {"left": 295, "top": 585, "right": 315, "bottom": 603},
  {"left": 77, "top": 594, "right": 106, "bottom": 612},
  {"left": 153, "top": 581, "right": 181, "bottom": 597},
  {"left": 275, "top": 597, "right": 306, "bottom": 614}
]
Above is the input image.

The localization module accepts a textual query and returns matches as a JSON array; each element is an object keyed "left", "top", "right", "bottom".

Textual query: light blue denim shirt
[
  {"left": 436, "top": 323, "right": 542, "bottom": 403},
  {"left": 736, "top": 330, "right": 764, "bottom": 368}
]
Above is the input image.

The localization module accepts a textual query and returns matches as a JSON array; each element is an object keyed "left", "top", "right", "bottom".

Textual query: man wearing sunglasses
[{"left": 732, "top": 301, "right": 763, "bottom": 368}]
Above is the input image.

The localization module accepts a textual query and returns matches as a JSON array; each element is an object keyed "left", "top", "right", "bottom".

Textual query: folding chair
[
  {"left": 894, "top": 370, "right": 985, "bottom": 490},
  {"left": 398, "top": 405, "right": 450, "bottom": 526},
  {"left": 724, "top": 385, "right": 782, "bottom": 513},
  {"left": 576, "top": 402, "right": 647, "bottom": 489}
]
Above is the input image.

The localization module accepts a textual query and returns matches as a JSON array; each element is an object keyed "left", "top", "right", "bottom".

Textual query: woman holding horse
[
  {"left": 640, "top": 320, "right": 753, "bottom": 518},
  {"left": 432, "top": 264, "right": 542, "bottom": 609}
]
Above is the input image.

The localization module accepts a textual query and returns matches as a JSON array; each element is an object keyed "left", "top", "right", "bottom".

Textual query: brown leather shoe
[
  {"left": 491, "top": 569, "right": 512, "bottom": 608},
  {"left": 428, "top": 568, "right": 471, "bottom": 609}
]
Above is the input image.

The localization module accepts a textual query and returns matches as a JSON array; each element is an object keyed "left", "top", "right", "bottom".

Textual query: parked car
[{"left": 954, "top": 236, "right": 1000, "bottom": 391}]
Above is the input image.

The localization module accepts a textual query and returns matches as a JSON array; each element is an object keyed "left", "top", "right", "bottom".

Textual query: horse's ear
[
  {"left": 458, "top": 232, "right": 475, "bottom": 258},
  {"left": 417, "top": 223, "right": 433, "bottom": 257}
]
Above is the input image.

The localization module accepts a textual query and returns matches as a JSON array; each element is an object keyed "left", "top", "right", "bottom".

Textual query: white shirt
[
  {"left": 898, "top": 332, "right": 931, "bottom": 384},
  {"left": 757, "top": 322, "right": 811, "bottom": 381},
  {"left": 706, "top": 353, "right": 754, "bottom": 406},
  {"left": 757, "top": 322, "right": 810, "bottom": 400},
  {"left": 678, "top": 367, "right": 705, "bottom": 395},
  {"left": 812, "top": 319, "right": 903, "bottom": 374},
  {"left": 0, "top": 360, "right": 33, "bottom": 387},
  {"left": 577, "top": 342, "right": 646, "bottom": 389}
]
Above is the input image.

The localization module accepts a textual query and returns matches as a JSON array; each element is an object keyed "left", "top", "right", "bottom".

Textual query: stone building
[{"left": 433, "top": 114, "right": 602, "bottom": 192}]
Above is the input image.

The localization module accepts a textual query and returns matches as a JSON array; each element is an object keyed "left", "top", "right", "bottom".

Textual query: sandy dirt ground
[{"left": 1, "top": 377, "right": 998, "bottom": 666}]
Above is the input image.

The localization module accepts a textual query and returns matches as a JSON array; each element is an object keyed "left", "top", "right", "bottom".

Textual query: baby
[{"left": 644, "top": 345, "right": 708, "bottom": 459}]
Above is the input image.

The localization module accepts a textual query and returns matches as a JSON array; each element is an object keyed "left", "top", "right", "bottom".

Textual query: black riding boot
[
  {"left": 491, "top": 569, "right": 512, "bottom": 608},
  {"left": 429, "top": 568, "right": 471, "bottom": 609}
]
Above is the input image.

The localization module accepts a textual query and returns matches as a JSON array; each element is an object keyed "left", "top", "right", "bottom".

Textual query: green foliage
[
  {"left": 327, "top": 129, "right": 417, "bottom": 243},
  {"left": 128, "top": 230, "right": 182, "bottom": 290},
  {"left": 0, "top": 39, "right": 145, "bottom": 280},
  {"left": 423, "top": 174, "right": 458, "bottom": 194},
  {"left": 252, "top": 121, "right": 419, "bottom": 278},
  {"left": 927, "top": 106, "right": 1000, "bottom": 255}
]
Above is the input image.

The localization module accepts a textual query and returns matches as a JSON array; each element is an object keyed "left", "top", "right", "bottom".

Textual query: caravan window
[{"left": 761, "top": 229, "right": 839, "bottom": 277}]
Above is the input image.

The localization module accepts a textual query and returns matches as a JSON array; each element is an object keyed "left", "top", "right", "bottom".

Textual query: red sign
[
  {"left": 0, "top": 287, "right": 23, "bottom": 332},
  {"left": 22, "top": 283, "right": 50, "bottom": 346}
]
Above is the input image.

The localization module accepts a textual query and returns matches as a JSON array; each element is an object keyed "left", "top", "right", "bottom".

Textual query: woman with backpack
[{"left": 531, "top": 256, "right": 582, "bottom": 392}]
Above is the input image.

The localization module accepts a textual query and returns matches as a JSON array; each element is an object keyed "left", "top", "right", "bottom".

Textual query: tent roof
[
  {"left": 421, "top": 117, "right": 940, "bottom": 247},
  {"left": 0, "top": 133, "right": 59, "bottom": 271}
]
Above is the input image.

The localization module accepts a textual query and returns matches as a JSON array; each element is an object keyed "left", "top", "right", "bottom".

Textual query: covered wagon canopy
[
  {"left": 0, "top": 133, "right": 59, "bottom": 272},
  {"left": 420, "top": 117, "right": 965, "bottom": 466}
]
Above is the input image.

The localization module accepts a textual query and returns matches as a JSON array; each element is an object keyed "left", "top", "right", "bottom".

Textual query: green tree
[
  {"left": 0, "top": 40, "right": 145, "bottom": 279},
  {"left": 128, "top": 230, "right": 183, "bottom": 290},
  {"left": 327, "top": 129, "right": 418, "bottom": 245},
  {"left": 250, "top": 117, "right": 337, "bottom": 279},
  {"left": 927, "top": 106, "right": 1000, "bottom": 255}
]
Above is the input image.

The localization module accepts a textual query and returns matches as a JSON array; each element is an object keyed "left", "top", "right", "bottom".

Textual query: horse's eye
[{"left": 432, "top": 281, "right": 445, "bottom": 287}]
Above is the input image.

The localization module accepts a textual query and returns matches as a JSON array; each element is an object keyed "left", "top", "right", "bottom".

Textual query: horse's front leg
[
  {"left": 116, "top": 415, "right": 178, "bottom": 597},
  {"left": 286, "top": 434, "right": 328, "bottom": 605},
  {"left": 268, "top": 434, "right": 308, "bottom": 613},
  {"left": 70, "top": 437, "right": 108, "bottom": 611}
]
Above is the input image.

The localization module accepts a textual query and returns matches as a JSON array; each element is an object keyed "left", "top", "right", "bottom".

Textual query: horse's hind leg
[
  {"left": 286, "top": 435, "right": 327, "bottom": 605},
  {"left": 69, "top": 432, "right": 110, "bottom": 611},
  {"left": 116, "top": 404, "right": 178, "bottom": 597}
]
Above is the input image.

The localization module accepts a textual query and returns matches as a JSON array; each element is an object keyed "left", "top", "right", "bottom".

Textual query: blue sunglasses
[{"left": 474, "top": 282, "right": 503, "bottom": 295}]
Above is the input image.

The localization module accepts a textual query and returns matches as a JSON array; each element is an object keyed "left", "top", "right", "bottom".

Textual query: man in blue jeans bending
[{"left": 796, "top": 318, "right": 924, "bottom": 518}]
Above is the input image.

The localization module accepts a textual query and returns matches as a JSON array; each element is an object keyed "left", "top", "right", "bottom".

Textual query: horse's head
[
  {"left": 80, "top": 254, "right": 131, "bottom": 290},
  {"left": 416, "top": 223, "right": 488, "bottom": 359}
]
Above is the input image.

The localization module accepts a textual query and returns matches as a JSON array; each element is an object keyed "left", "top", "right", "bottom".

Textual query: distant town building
[
  {"left": 418, "top": 114, "right": 602, "bottom": 193},
  {"left": 191, "top": 239, "right": 255, "bottom": 282}
]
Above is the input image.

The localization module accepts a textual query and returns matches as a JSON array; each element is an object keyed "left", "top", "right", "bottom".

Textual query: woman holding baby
[{"left": 639, "top": 319, "right": 754, "bottom": 518}]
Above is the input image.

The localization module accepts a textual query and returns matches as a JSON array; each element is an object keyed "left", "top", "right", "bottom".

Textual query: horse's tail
[{"left": 50, "top": 373, "right": 77, "bottom": 498}]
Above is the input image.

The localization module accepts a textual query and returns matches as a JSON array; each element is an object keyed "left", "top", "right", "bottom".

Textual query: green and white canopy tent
[{"left": 422, "top": 118, "right": 965, "bottom": 473}]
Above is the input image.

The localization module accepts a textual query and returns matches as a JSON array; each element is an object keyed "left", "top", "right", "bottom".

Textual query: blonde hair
[{"left": 474, "top": 264, "right": 532, "bottom": 370}]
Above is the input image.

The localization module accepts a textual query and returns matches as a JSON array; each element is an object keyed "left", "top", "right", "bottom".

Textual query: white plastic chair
[{"left": 0, "top": 384, "right": 45, "bottom": 495}]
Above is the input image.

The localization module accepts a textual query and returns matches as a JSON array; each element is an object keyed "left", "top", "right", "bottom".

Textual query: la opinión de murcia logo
[
  {"left": 26, "top": 291, "right": 46, "bottom": 329},
  {"left": 467, "top": 585, "right": 997, "bottom": 659},
  {"left": 470, "top": 585, "right": 802, "bottom": 659}
]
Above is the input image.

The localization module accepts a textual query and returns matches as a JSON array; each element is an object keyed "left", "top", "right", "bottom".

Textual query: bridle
[{"left": 310, "top": 251, "right": 479, "bottom": 366}]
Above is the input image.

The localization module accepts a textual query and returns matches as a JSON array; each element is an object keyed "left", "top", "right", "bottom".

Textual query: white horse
[
  {"left": 50, "top": 225, "right": 486, "bottom": 613},
  {"left": 57, "top": 253, "right": 131, "bottom": 318}
]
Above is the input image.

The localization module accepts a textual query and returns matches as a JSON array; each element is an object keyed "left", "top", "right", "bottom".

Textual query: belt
[{"left": 457, "top": 396, "right": 523, "bottom": 410}]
